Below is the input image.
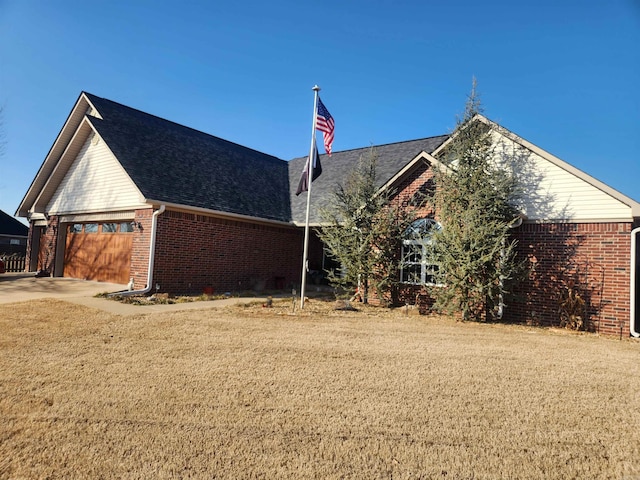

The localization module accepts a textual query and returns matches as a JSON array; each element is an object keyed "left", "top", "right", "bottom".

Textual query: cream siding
[
  {"left": 491, "top": 132, "right": 633, "bottom": 222},
  {"left": 47, "top": 133, "right": 147, "bottom": 214},
  {"left": 17, "top": 95, "right": 91, "bottom": 217}
]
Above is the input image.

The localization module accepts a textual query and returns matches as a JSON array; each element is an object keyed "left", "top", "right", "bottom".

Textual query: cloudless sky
[{"left": 1, "top": 0, "right": 639, "bottom": 220}]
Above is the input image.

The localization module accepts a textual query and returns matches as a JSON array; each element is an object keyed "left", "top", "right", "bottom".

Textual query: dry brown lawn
[{"left": 1, "top": 298, "right": 639, "bottom": 479}]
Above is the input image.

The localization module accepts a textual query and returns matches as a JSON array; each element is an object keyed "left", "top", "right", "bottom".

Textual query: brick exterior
[
  {"left": 391, "top": 161, "right": 436, "bottom": 219},
  {"left": 507, "top": 222, "right": 633, "bottom": 336},
  {"left": 151, "top": 210, "right": 305, "bottom": 295},
  {"left": 368, "top": 162, "right": 637, "bottom": 337},
  {"left": 25, "top": 208, "right": 314, "bottom": 295},
  {"left": 23, "top": 163, "right": 636, "bottom": 338},
  {"left": 130, "top": 208, "right": 154, "bottom": 290},
  {"left": 25, "top": 216, "right": 60, "bottom": 274},
  {"left": 387, "top": 162, "right": 437, "bottom": 309},
  {"left": 391, "top": 217, "right": 635, "bottom": 336}
]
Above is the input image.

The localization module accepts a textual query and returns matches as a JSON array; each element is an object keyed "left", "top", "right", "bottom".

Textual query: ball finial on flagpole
[{"left": 312, "top": 85, "right": 321, "bottom": 92}]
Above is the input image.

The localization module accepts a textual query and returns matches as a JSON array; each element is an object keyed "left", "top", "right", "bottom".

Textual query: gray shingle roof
[
  {"left": 85, "top": 93, "right": 293, "bottom": 222},
  {"left": 288, "top": 136, "right": 448, "bottom": 224},
  {"left": 84, "top": 93, "right": 447, "bottom": 225},
  {"left": 0, "top": 210, "right": 29, "bottom": 236}
]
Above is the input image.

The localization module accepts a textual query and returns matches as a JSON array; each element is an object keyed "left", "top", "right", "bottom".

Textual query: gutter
[
  {"left": 143, "top": 199, "right": 294, "bottom": 228},
  {"left": 110, "top": 204, "right": 166, "bottom": 297},
  {"left": 630, "top": 226, "right": 640, "bottom": 337}
]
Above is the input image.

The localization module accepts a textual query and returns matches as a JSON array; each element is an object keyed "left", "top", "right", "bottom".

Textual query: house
[
  {"left": 16, "top": 92, "right": 640, "bottom": 336},
  {"left": 0, "top": 209, "right": 28, "bottom": 256}
]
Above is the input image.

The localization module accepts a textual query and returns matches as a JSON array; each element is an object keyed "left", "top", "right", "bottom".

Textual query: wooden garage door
[{"left": 63, "top": 222, "right": 133, "bottom": 284}]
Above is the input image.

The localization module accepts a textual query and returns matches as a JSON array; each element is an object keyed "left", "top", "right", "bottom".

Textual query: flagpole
[{"left": 300, "top": 85, "right": 320, "bottom": 309}]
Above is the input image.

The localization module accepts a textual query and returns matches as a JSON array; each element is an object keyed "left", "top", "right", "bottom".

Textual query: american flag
[{"left": 316, "top": 97, "right": 335, "bottom": 156}]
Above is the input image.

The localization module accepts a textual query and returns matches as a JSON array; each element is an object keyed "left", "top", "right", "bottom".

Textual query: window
[
  {"left": 69, "top": 224, "right": 83, "bottom": 234},
  {"left": 401, "top": 218, "right": 441, "bottom": 285},
  {"left": 84, "top": 223, "right": 98, "bottom": 233},
  {"left": 102, "top": 223, "right": 118, "bottom": 233},
  {"left": 119, "top": 222, "right": 134, "bottom": 233}
]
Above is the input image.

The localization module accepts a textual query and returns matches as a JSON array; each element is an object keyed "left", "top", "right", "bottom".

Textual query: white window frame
[{"left": 401, "top": 218, "right": 441, "bottom": 285}]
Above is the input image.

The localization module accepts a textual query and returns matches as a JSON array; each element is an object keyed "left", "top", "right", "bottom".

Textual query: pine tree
[
  {"left": 318, "top": 148, "right": 420, "bottom": 305},
  {"left": 427, "top": 80, "right": 523, "bottom": 321}
]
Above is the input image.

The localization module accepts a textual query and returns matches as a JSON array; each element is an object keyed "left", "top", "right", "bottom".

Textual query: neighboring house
[
  {"left": 16, "top": 92, "right": 640, "bottom": 336},
  {"left": 0, "top": 209, "right": 28, "bottom": 256}
]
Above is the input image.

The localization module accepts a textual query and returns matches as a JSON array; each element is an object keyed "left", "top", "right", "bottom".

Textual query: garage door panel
[{"left": 64, "top": 224, "right": 132, "bottom": 284}]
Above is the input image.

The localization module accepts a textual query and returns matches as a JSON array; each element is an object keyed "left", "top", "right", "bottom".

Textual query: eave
[
  {"left": 379, "top": 151, "right": 450, "bottom": 195},
  {"left": 16, "top": 92, "right": 99, "bottom": 218},
  {"left": 143, "top": 199, "right": 297, "bottom": 229},
  {"left": 433, "top": 114, "right": 640, "bottom": 219}
]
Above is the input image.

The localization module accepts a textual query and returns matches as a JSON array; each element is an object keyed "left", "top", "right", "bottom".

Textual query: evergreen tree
[
  {"left": 427, "top": 80, "right": 523, "bottom": 321},
  {"left": 318, "top": 148, "right": 420, "bottom": 304}
]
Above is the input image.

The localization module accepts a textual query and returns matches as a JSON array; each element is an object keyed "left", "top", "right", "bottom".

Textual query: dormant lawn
[{"left": 1, "top": 298, "right": 639, "bottom": 479}]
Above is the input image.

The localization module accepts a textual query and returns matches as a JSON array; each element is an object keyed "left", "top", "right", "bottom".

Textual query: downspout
[
  {"left": 630, "top": 226, "right": 640, "bottom": 337},
  {"left": 110, "top": 204, "right": 166, "bottom": 297}
]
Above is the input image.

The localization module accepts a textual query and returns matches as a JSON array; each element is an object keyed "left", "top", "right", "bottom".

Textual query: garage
[{"left": 63, "top": 221, "right": 133, "bottom": 284}]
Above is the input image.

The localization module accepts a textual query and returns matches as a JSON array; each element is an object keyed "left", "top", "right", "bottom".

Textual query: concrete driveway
[
  {"left": 0, "top": 272, "right": 276, "bottom": 315},
  {"left": 0, "top": 272, "right": 127, "bottom": 305}
]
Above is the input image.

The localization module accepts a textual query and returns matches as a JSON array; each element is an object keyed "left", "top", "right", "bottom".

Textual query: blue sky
[{"left": 1, "top": 0, "right": 639, "bottom": 220}]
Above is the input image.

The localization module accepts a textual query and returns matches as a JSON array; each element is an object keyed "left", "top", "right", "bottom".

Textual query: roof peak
[
  {"left": 290, "top": 134, "right": 450, "bottom": 161},
  {"left": 82, "top": 92, "right": 285, "bottom": 163},
  {"left": 326, "top": 134, "right": 449, "bottom": 156}
]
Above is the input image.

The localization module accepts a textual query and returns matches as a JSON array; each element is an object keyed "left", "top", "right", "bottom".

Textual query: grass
[{"left": 1, "top": 298, "right": 639, "bottom": 479}]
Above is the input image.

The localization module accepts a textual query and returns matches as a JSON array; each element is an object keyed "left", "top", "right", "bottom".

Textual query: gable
[
  {"left": 46, "top": 132, "right": 147, "bottom": 215},
  {"left": 16, "top": 93, "right": 94, "bottom": 218},
  {"left": 18, "top": 93, "right": 637, "bottom": 227},
  {"left": 84, "top": 94, "right": 293, "bottom": 223},
  {"left": 431, "top": 115, "right": 640, "bottom": 223},
  {"left": 18, "top": 92, "right": 293, "bottom": 224},
  {"left": 288, "top": 136, "right": 448, "bottom": 225},
  {"left": 489, "top": 129, "right": 638, "bottom": 222}
]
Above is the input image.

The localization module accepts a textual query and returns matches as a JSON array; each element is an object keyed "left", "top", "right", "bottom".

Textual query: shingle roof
[
  {"left": 83, "top": 93, "right": 448, "bottom": 225},
  {"left": 0, "top": 210, "right": 29, "bottom": 237},
  {"left": 84, "top": 93, "right": 293, "bottom": 222},
  {"left": 288, "top": 136, "right": 448, "bottom": 224}
]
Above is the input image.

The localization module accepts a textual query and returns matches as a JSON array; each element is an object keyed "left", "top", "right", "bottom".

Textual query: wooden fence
[{"left": 2, "top": 255, "right": 26, "bottom": 272}]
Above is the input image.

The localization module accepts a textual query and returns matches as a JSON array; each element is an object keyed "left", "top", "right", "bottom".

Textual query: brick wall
[
  {"left": 151, "top": 210, "right": 305, "bottom": 295},
  {"left": 392, "top": 222, "right": 635, "bottom": 336},
  {"left": 36, "top": 216, "right": 59, "bottom": 274},
  {"left": 129, "top": 208, "right": 154, "bottom": 290},
  {"left": 381, "top": 162, "right": 636, "bottom": 336},
  {"left": 340, "top": 161, "right": 437, "bottom": 306},
  {"left": 390, "top": 161, "right": 436, "bottom": 219},
  {"left": 507, "top": 222, "right": 632, "bottom": 336}
]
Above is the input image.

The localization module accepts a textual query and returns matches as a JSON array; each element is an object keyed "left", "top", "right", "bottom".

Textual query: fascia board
[
  {"left": 143, "top": 199, "right": 297, "bottom": 229},
  {"left": 429, "top": 113, "right": 487, "bottom": 159},
  {"left": 16, "top": 92, "right": 92, "bottom": 217},
  {"left": 484, "top": 116, "right": 640, "bottom": 218},
  {"left": 431, "top": 114, "right": 640, "bottom": 218},
  {"left": 378, "top": 151, "right": 450, "bottom": 196},
  {"left": 31, "top": 117, "right": 93, "bottom": 214}
]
